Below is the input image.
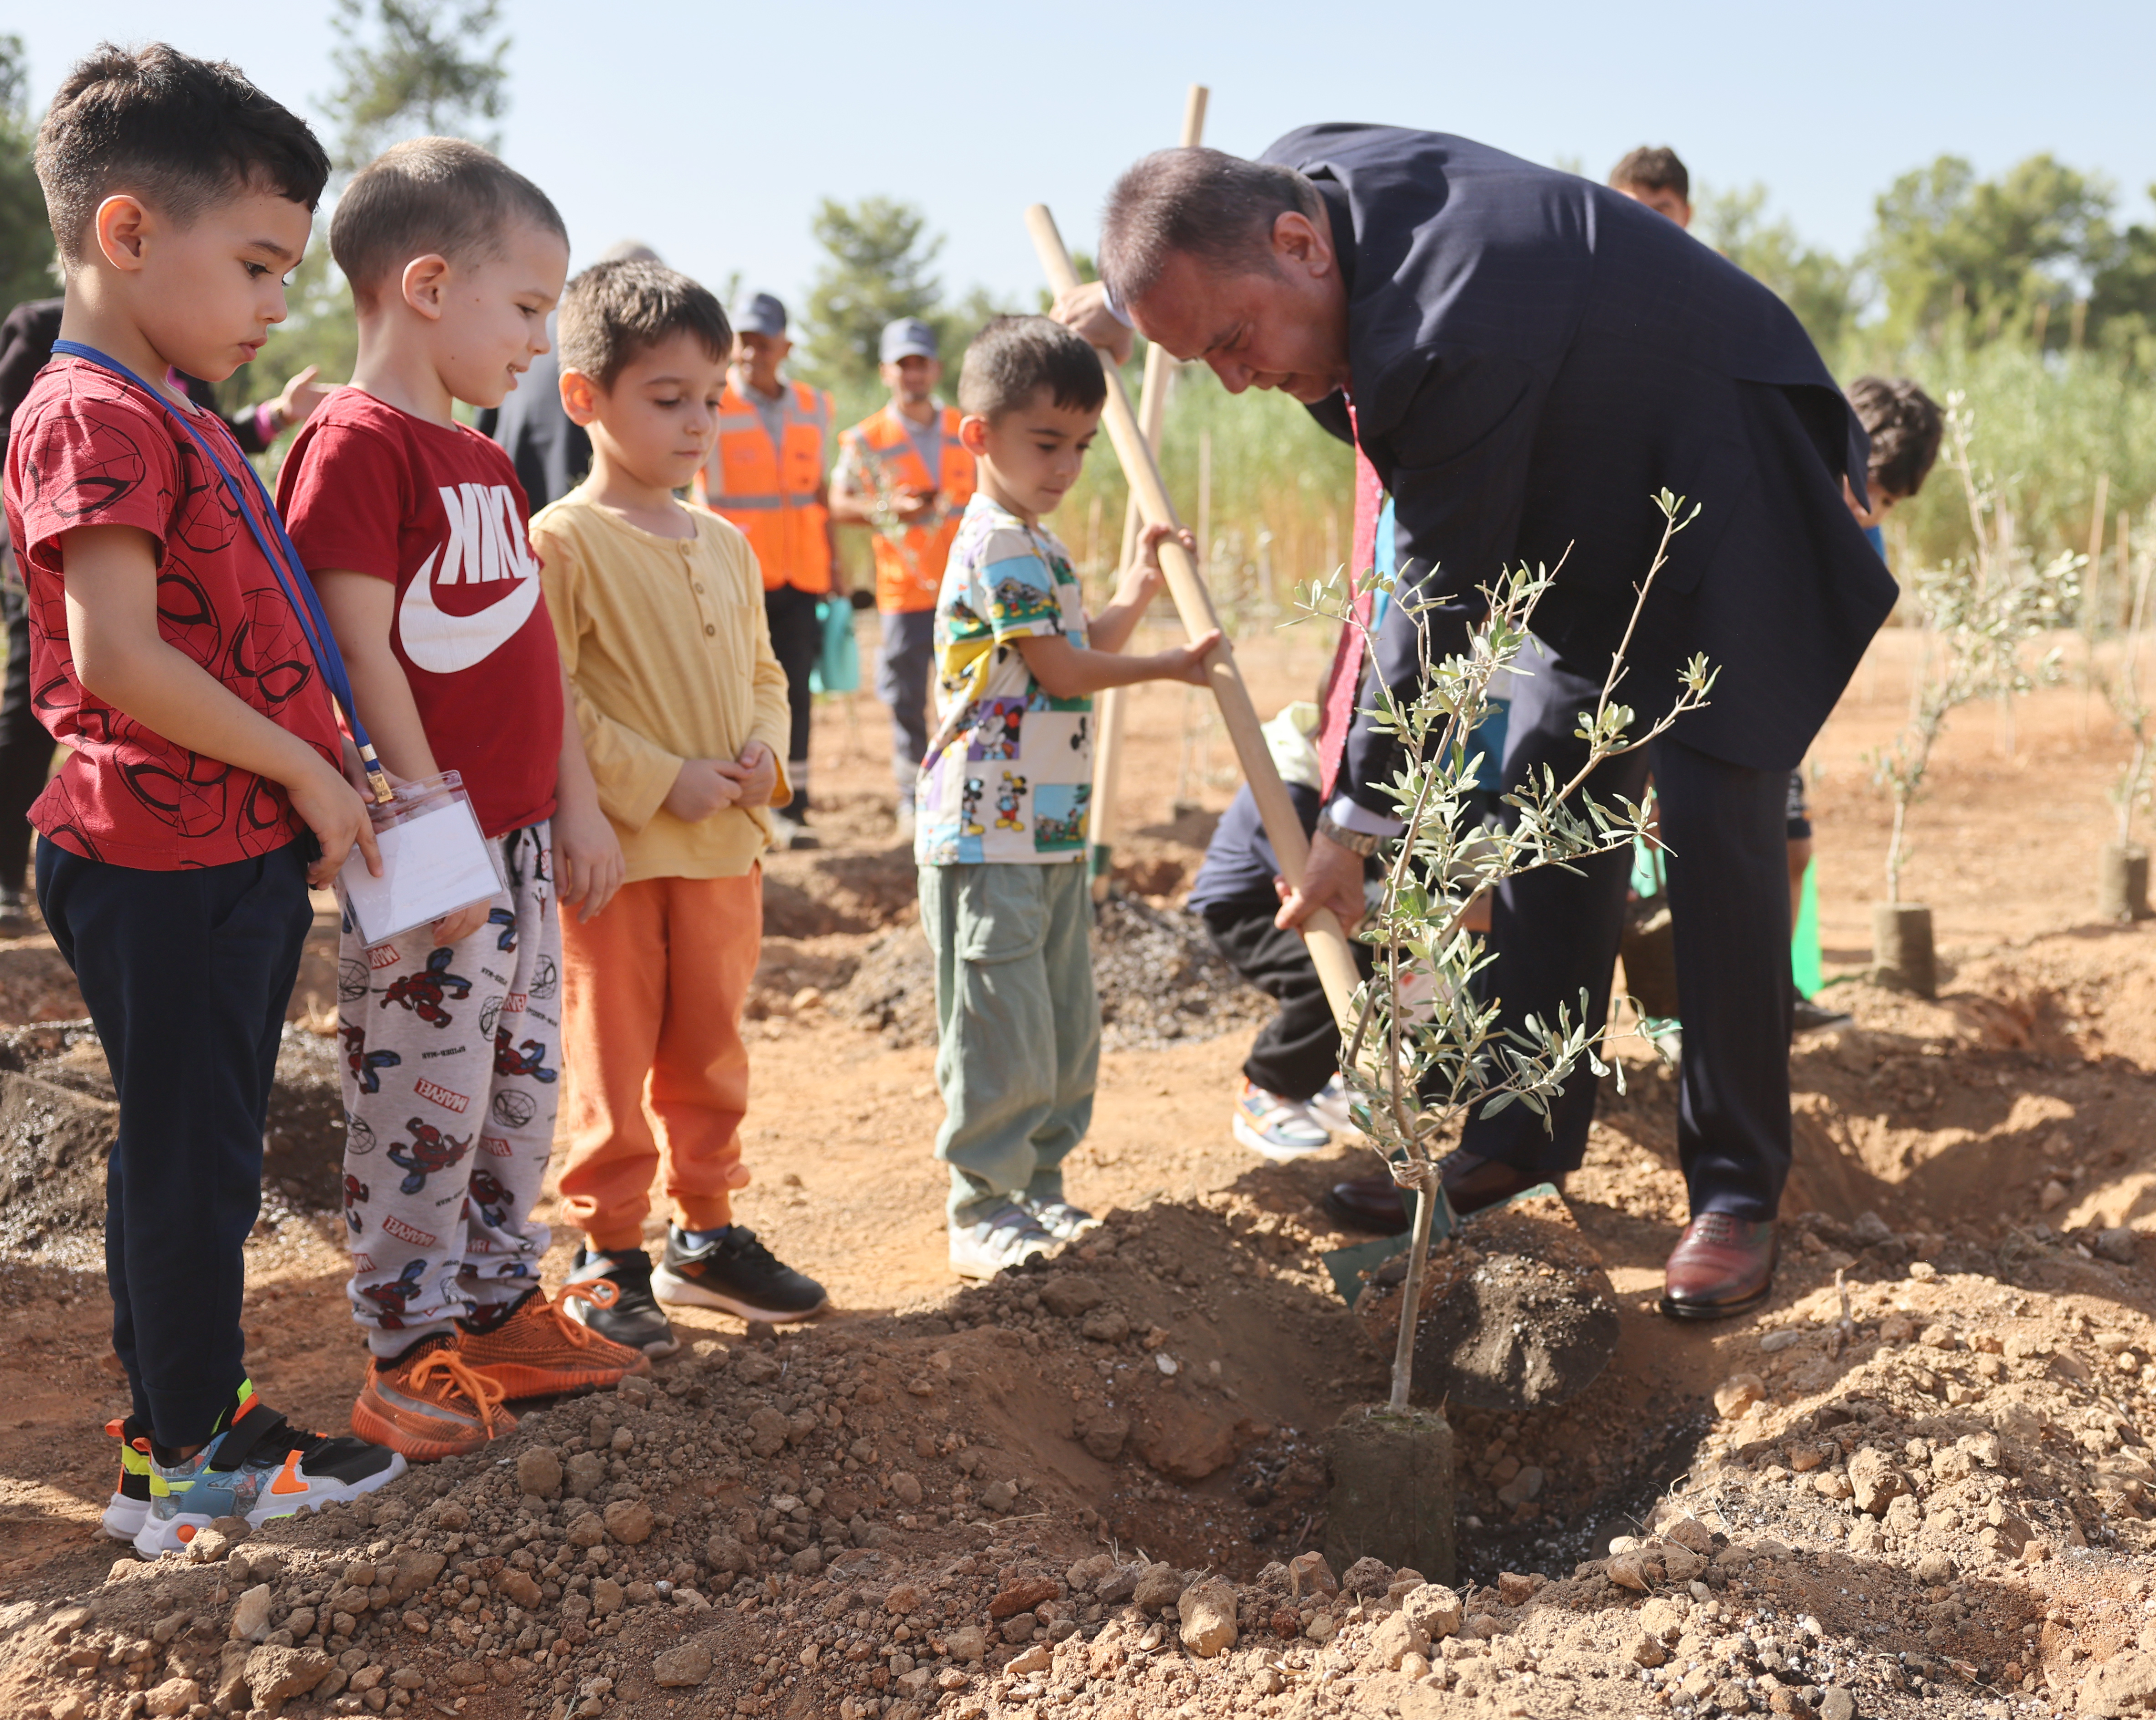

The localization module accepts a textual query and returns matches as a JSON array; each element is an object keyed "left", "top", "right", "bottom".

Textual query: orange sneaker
[
  {"left": 456, "top": 1285, "right": 649, "bottom": 1399},
  {"left": 351, "top": 1334, "right": 515, "bottom": 1462}
]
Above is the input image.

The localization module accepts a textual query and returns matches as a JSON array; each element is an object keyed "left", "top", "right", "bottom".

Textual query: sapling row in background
[
  {"left": 1295, "top": 491, "right": 1715, "bottom": 1420},
  {"left": 2090, "top": 508, "right": 2156, "bottom": 920},
  {"left": 1865, "top": 394, "right": 2080, "bottom": 995}
]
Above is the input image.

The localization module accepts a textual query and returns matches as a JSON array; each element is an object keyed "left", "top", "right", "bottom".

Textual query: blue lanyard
[{"left": 49, "top": 340, "right": 390, "bottom": 802}]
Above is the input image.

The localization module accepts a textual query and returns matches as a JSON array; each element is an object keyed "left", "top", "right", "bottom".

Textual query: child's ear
[
  {"left": 400, "top": 254, "right": 451, "bottom": 321},
  {"left": 957, "top": 414, "right": 990, "bottom": 456},
  {"left": 559, "top": 368, "right": 600, "bottom": 427},
  {"left": 92, "top": 196, "right": 153, "bottom": 272}
]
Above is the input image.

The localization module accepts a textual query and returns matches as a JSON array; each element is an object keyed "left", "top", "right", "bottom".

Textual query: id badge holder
[{"left": 337, "top": 770, "right": 506, "bottom": 949}]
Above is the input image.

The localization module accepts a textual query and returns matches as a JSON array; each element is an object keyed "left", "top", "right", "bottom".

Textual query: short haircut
[
  {"left": 35, "top": 41, "right": 330, "bottom": 268},
  {"left": 1099, "top": 146, "right": 1325, "bottom": 308},
  {"left": 957, "top": 315, "right": 1106, "bottom": 421},
  {"left": 1846, "top": 376, "right": 1945, "bottom": 500},
  {"left": 331, "top": 136, "right": 565, "bottom": 312},
  {"left": 1610, "top": 145, "right": 1690, "bottom": 201},
  {"left": 558, "top": 259, "right": 731, "bottom": 391}
]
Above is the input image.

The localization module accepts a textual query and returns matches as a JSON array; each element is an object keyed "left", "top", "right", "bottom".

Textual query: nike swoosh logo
[{"left": 397, "top": 544, "right": 543, "bottom": 675}]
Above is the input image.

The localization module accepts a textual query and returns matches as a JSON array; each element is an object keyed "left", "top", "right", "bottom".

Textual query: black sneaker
[
  {"left": 653, "top": 1225, "right": 827, "bottom": 1323},
  {"left": 562, "top": 1247, "right": 680, "bottom": 1357}
]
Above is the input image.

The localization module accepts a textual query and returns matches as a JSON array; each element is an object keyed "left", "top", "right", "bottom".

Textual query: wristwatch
[{"left": 1315, "top": 811, "right": 1384, "bottom": 857}]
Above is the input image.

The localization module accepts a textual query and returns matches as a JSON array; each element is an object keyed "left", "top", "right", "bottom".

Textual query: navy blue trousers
[
  {"left": 1459, "top": 648, "right": 1794, "bottom": 1219},
  {"left": 38, "top": 838, "right": 312, "bottom": 1446}
]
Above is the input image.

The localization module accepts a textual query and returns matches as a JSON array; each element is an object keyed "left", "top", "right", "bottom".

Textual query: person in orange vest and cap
[
  {"left": 695, "top": 291, "right": 835, "bottom": 849},
  {"left": 829, "top": 317, "right": 977, "bottom": 839}
]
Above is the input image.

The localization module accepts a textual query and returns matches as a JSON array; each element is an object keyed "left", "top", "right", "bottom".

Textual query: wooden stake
[
  {"left": 2090, "top": 472, "right": 2111, "bottom": 622},
  {"left": 1088, "top": 82, "right": 1210, "bottom": 905},
  {"left": 1029, "top": 202, "right": 1364, "bottom": 1025}
]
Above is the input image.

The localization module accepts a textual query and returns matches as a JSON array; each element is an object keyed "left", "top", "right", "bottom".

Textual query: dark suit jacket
[{"left": 1258, "top": 126, "right": 1897, "bottom": 802}]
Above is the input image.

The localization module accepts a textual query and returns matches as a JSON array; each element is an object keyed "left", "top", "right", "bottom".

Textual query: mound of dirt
[
  {"left": 0, "top": 1020, "right": 350, "bottom": 1264},
  {"left": 1354, "top": 1190, "right": 1623, "bottom": 1412},
  {"left": 837, "top": 895, "right": 1269, "bottom": 1053}
]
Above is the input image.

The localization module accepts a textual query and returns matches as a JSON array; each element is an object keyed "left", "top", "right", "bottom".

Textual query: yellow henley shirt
[{"left": 532, "top": 494, "right": 792, "bottom": 882}]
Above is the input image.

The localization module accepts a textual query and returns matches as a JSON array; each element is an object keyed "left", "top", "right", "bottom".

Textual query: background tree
[
  {"left": 0, "top": 35, "right": 56, "bottom": 312},
  {"left": 1865, "top": 153, "right": 2115, "bottom": 349},
  {"left": 799, "top": 197, "right": 948, "bottom": 395},
  {"left": 325, "top": 0, "right": 509, "bottom": 172}
]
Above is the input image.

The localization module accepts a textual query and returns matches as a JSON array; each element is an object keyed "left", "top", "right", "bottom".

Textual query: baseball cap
[
  {"left": 879, "top": 317, "right": 939, "bottom": 363},
  {"left": 732, "top": 292, "right": 789, "bottom": 338}
]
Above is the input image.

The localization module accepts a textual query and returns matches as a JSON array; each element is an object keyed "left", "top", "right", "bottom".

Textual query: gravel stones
[
  {"left": 652, "top": 1637, "right": 715, "bottom": 1687},
  {"left": 228, "top": 1583, "right": 273, "bottom": 1642},
  {"left": 242, "top": 1644, "right": 332, "bottom": 1707},
  {"left": 516, "top": 1445, "right": 563, "bottom": 1497},
  {"left": 1131, "top": 1562, "right": 1185, "bottom": 1614},
  {"left": 601, "top": 1499, "right": 655, "bottom": 1544},
  {"left": 1039, "top": 1274, "right": 1104, "bottom": 1318},
  {"left": 1176, "top": 1576, "right": 1239, "bottom": 1658},
  {"left": 1847, "top": 1447, "right": 1906, "bottom": 1516},
  {"left": 565, "top": 1450, "right": 607, "bottom": 1496}
]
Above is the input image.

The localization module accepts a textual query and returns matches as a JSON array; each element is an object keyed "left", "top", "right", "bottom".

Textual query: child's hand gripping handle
[{"left": 1025, "top": 203, "right": 1364, "bottom": 1030}]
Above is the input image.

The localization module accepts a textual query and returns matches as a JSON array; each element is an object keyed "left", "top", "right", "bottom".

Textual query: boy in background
[
  {"left": 536, "top": 259, "right": 827, "bottom": 1355},
  {"left": 1608, "top": 145, "right": 1693, "bottom": 228},
  {"left": 280, "top": 138, "right": 640, "bottom": 1461},
  {"left": 7, "top": 42, "right": 403, "bottom": 1551},
  {"left": 919, "top": 316, "right": 1217, "bottom": 1277},
  {"left": 830, "top": 317, "right": 977, "bottom": 838}
]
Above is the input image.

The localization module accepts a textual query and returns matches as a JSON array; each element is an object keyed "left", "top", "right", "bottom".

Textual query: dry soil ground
[{"left": 5, "top": 622, "right": 2156, "bottom": 1720}]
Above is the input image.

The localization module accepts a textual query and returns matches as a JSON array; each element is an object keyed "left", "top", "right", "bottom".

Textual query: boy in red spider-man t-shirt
[{"left": 2, "top": 42, "right": 404, "bottom": 1555}]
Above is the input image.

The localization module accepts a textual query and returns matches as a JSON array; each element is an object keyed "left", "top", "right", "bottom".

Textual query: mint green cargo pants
[{"left": 918, "top": 860, "right": 1100, "bottom": 1223}]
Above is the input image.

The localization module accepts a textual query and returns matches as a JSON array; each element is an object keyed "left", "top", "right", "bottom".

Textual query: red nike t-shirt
[
  {"left": 278, "top": 389, "right": 562, "bottom": 838},
  {"left": 2, "top": 356, "right": 342, "bottom": 869}
]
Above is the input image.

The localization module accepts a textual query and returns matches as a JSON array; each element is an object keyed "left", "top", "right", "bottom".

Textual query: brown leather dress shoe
[
  {"left": 1324, "top": 1174, "right": 1411, "bottom": 1234},
  {"left": 1439, "top": 1150, "right": 1561, "bottom": 1218},
  {"left": 1660, "top": 1212, "right": 1778, "bottom": 1320}
]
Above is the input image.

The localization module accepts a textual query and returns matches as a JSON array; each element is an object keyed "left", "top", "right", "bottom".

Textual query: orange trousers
[{"left": 558, "top": 870, "right": 761, "bottom": 1251}]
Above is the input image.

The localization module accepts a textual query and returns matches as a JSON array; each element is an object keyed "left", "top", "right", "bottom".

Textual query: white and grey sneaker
[
  {"left": 1306, "top": 1074, "right": 1357, "bottom": 1136},
  {"left": 564, "top": 1247, "right": 680, "bottom": 1357},
  {"left": 1231, "top": 1078, "right": 1332, "bottom": 1160},
  {"left": 1021, "top": 1195, "right": 1100, "bottom": 1242},
  {"left": 948, "top": 1202, "right": 1055, "bottom": 1280}
]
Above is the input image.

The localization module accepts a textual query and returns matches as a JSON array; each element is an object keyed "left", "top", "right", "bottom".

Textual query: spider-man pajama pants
[{"left": 338, "top": 819, "right": 560, "bottom": 1358}]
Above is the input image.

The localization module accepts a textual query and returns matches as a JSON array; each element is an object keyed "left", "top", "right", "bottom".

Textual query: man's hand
[
  {"left": 664, "top": 758, "right": 740, "bottom": 822},
  {"left": 286, "top": 753, "right": 381, "bottom": 891},
  {"left": 1051, "top": 281, "right": 1134, "bottom": 366},
  {"left": 891, "top": 486, "right": 938, "bottom": 523},
  {"left": 715, "top": 740, "right": 779, "bottom": 809},
  {"left": 555, "top": 796, "right": 625, "bottom": 924},
  {"left": 1274, "top": 827, "right": 1367, "bottom": 933},
  {"left": 270, "top": 364, "right": 333, "bottom": 434}
]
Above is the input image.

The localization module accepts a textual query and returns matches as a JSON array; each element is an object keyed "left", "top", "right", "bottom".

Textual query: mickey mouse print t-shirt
[
  {"left": 278, "top": 389, "right": 562, "bottom": 839},
  {"left": 2, "top": 356, "right": 343, "bottom": 869},
  {"left": 915, "top": 492, "right": 1092, "bottom": 866}
]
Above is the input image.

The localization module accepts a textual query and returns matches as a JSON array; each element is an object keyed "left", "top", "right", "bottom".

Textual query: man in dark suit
[{"left": 1057, "top": 127, "right": 1896, "bottom": 1317}]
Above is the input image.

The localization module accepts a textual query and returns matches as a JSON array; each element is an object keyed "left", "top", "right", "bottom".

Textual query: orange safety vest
[
  {"left": 838, "top": 404, "right": 977, "bottom": 613},
  {"left": 700, "top": 378, "right": 833, "bottom": 594}
]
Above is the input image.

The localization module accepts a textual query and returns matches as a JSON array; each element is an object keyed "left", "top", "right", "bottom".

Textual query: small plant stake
[
  {"left": 2092, "top": 513, "right": 2155, "bottom": 921},
  {"left": 1308, "top": 495, "right": 1714, "bottom": 1575},
  {"left": 1865, "top": 394, "right": 2078, "bottom": 995}
]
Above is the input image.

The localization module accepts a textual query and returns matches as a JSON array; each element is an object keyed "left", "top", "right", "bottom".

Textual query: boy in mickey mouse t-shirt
[{"left": 279, "top": 137, "right": 640, "bottom": 1462}]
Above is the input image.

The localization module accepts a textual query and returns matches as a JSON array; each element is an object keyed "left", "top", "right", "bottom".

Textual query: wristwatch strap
[{"left": 1315, "top": 811, "right": 1384, "bottom": 857}]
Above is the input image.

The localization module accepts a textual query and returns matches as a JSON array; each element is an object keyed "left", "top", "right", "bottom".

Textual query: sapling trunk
[{"left": 1388, "top": 1180, "right": 1439, "bottom": 1413}]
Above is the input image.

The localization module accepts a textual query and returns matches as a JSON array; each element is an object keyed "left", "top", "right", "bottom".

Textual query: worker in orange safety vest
[
  {"left": 829, "top": 318, "right": 976, "bottom": 839},
  {"left": 695, "top": 291, "right": 835, "bottom": 848}
]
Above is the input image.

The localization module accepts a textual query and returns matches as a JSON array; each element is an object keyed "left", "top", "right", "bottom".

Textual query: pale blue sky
[{"left": 15, "top": 0, "right": 2156, "bottom": 316}]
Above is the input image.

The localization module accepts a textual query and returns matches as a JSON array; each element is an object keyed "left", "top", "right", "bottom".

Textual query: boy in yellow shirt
[{"left": 535, "top": 260, "right": 827, "bottom": 1354}]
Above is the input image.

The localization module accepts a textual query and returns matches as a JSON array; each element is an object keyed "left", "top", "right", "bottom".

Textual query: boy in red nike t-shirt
[
  {"left": 278, "top": 137, "right": 638, "bottom": 1461},
  {"left": 6, "top": 43, "right": 405, "bottom": 1554}
]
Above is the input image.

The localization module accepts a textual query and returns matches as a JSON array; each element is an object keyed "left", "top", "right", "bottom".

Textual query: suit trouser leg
[
  {"left": 1457, "top": 651, "right": 1648, "bottom": 1176},
  {"left": 1652, "top": 737, "right": 1794, "bottom": 1220}
]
